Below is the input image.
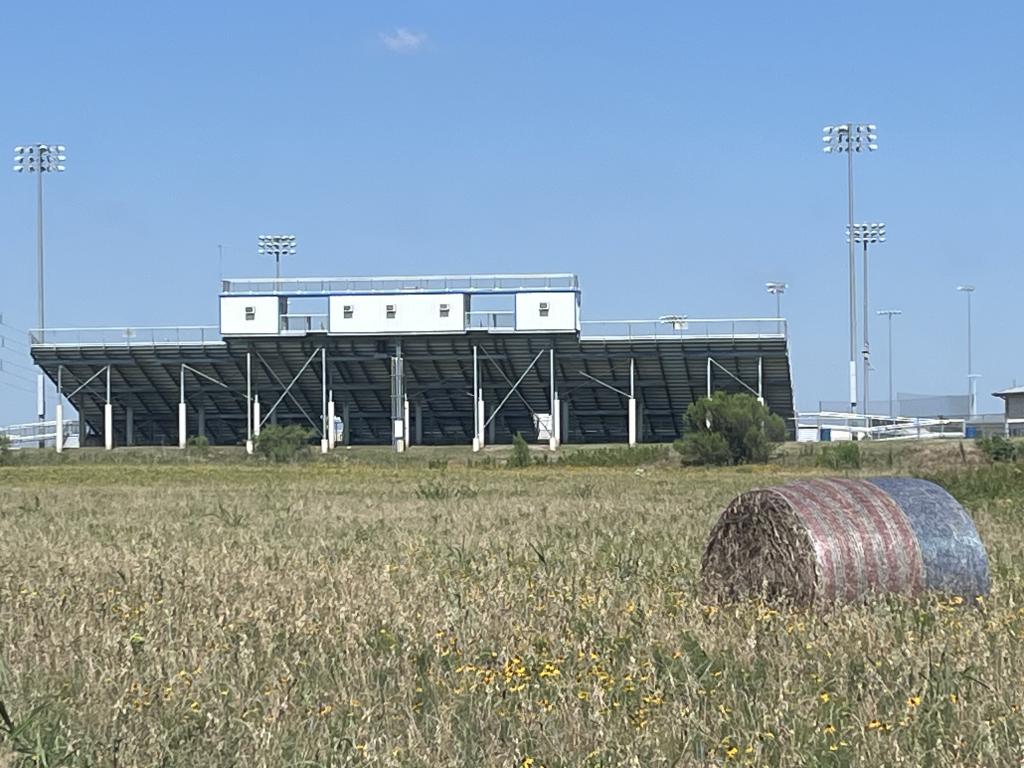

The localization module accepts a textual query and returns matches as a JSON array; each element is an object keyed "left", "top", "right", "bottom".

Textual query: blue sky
[{"left": 1, "top": 1, "right": 1021, "bottom": 426}]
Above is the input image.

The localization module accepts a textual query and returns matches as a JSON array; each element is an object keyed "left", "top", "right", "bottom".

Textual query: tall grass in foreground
[{"left": 0, "top": 461, "right": 1021, "bottom": 766}]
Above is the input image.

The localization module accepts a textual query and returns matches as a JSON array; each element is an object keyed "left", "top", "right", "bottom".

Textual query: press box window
[
  {"left": 539, "top": 302, "right": 550, "bottom": 317},
  {"left": 386, "top": 304, "right": 397, "bottom": 319},
  {"left": 439, "top": 303, "right": 450, "bottom": 318},
  {"left": 342, "top": 305, "right": 354, "bottom": 319},
  {"left": 244, "top": 306, "right": 256, "bottom": 321}
]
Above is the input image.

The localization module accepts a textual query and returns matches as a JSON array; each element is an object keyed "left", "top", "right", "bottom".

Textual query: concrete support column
[
  {"left": 415, "top": 403, "right": 423, "bottom": 445},
  {"left": 404, "top": 396, "right": 411, "bottom": 448},
  {"left": 197, "top": 406, "right": 206, "bottom": 439},
  {"left": 472, "top": 345, "right": 480, "bottom": 452},
  {"left": 178, "top": 403, "right": 187, "bottom": 449},
  {"left": 319, "top": 350, "right": 327, "bottom": 456},
  {"left": 549, "top": 349, "right": 557, "bottom": 451},
  {"left": 758, "top": 356, "right": 765, "bottom": 405},
  {"left": 628, "top": 397, "right": 637, "bottom": 447},
  {"left": 105, "top": 366, "right": 113, "bottom": 451},
  {"left": 126, "top": 406, "right": 134, "bottom": 447},
  {"left": 245, "top": 351, "right": 254, "bottom": 455},
  {"left": 253, "top": 395, "right": 261, "bottom": 437},
  {"left": 477, "top": 397, "right": 485, "bottom": 449},
  {"left": 178, "top": 365, "right": 186, "bottom": 449},
  {"left": 392, "top": 343, "right": 405, "bottom": 453},
  {"left": 104, "top": 404, "right": 113, "bottom": 451},
  {"left": 327, "top": 396, "right": 336, "bottom": 449},
  {"left": 550, "top": 396, "right": 560, "bottom": 451},
  {"left": 54, "top": 367, "right": 63, "bottom": 453},
  {"left": 79, "top": 408, "right": 87, "bottom": 449},
  {"left": 55, "top": 401, "right": 64, "bottom": 453},
  {"left": 636, "top": 396, "right": 644, "bottom": 443},
  {"left": 342, "top": 402, "right": 351, "bottom": 446}
]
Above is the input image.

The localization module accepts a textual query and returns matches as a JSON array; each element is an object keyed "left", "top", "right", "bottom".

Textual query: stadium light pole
[
  {"left": 823, "top": 123, "right": 877, "bottom": 413},
  {"left": 957, "top": 285, "right": 976, "bottom": 417},
  {"left": 847, "top": 222, "right": 886, "bottom": 416},
  {"left": 765, "top": 281, "right": 787, "bottom": 318},
  {"left": 876, "top": 309, "right": 902, "bottom": 419},
  {"left": 257, "top": 235, "right": 297, "bottom": 282},
  {"left": 13, "top": 143, "right": 66, "bottom": 444}
]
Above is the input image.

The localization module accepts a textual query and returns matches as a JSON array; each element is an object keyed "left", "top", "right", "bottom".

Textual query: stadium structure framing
[{"left": 29, "top": 273, "right": 794, "bottom": 451}]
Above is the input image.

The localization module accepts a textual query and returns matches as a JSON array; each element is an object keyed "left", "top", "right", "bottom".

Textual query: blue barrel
[
  {"left": 820, "top": 428, "right": 832, "bottom": 442},
  {"left": 964, "top": 425, "right": 979, "bottom": 439}
]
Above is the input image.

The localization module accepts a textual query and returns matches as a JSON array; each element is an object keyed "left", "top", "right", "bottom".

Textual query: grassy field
[{"left": 0, "top": 444, "right": 1022, "bottom": 766}]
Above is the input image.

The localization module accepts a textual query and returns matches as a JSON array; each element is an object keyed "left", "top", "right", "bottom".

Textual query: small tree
[
  {"left": 674, "top": 392, "right": 786, "bottom": 466},
  {"left": 0, "top": 432, "right": 10, "bottom": 465},
  {"left": 255, "top": 424, "right": 312, "bottom": 463},
  {"left": 508, "top": 432, "right": 532, "bottom": 468}
]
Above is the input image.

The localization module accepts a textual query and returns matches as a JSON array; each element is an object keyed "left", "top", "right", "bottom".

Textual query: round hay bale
[
  {"left": 701, "top": 478, "right": 925, "bottom": 607},
  {"left": 868, "top": 477, "right": 990, "bottom": 599}
]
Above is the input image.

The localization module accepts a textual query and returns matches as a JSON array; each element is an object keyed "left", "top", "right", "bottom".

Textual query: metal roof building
[{"left": 30, "top": 273, "right": 794, "bottom": 451}]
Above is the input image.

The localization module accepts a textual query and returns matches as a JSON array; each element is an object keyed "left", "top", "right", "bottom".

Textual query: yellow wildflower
[
  {"left": 907, "top": 696, "right": 922, "bottom": 708},
  {"left": 819, "top": 692, "right": 830, "bottom": 703}
]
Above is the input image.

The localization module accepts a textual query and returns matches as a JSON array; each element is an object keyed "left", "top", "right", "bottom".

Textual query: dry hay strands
[
  {"left": 701, "top": 478, "right": 926, "bottom": 608},
  {"left": 868, "top": 477, "right": 990, "bottom": 600}
]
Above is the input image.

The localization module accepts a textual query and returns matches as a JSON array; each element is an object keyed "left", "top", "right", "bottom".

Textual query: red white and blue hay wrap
[{"left": 701, "top": 477, "right": 988, "bottom": 607}]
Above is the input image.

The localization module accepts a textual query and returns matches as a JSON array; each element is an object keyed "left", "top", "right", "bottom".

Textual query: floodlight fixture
[
  {"left": 257, "top": 235, "right": 297, "bottom": 280},
  {"left": 658, "top": 314, "right": 688, "bottom": 331},
  {"left": 823, "top": 122, "right": 878, "bottom": 413},
  {"left": 821, "top": 124, "right": 878, "bottom": 153},
  {"left": 13, "top": 143, "right": 67, "bottom": 439},
  {"left": 765, "top": 281, "right": 787, "bottom": 320},
  {"left": 846, "top": 222, "right": 886, "bottom": 244}
]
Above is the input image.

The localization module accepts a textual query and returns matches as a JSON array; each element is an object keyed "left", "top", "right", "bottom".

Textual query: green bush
[
  {"left": 0, "top": 432, "right": 10, "bottom": 465},
  {"left": 976, "top": 435, "right": 1018, "bottom": 463},
  {"left": 674, "top": 432, "right": 732, "bottom": 466},
  {"left": 508, "top": 432, "right": 532, "bottom": 468},
  {"left": 255, "top": 425, "right": 312, "bottom": 463},
  {"left": 674, "top": 392, "right": 787, "bottom": 466},
  {"left": 557, "top": 444, "right": 670, "bottom": 467},
  {"left": 816, "top": 441, "right": 861, "bottom": 470}
]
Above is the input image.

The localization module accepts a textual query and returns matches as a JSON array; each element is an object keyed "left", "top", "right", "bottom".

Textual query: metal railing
[
  {"left": 465, "top": 310, "right": 516, "bottom": 330},
  {"left": 580, "top": 317, "right": 787, "bottom": 340},
  {"left": 30, "top": 326, "right": 221, "bottom": 347},
  {"left": 281, "top": 314, "right": 329, "bottom": 333},
  {"left": 221, "top": 273, "right": 579, "bottom": 296},
  {"left": 0, "top": 419, "right": 80, "bottom": 448}
]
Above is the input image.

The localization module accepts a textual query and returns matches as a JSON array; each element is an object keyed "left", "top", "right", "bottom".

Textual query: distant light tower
[
  {"left": 258, "top": 235, "right": 297, "bottom": 281},
  {"left": 876, "top": 309, "right": 902, "bottom": 419},
  {"left": 823, "top": 123, "right": 877, "bottom": 412},
  {"left": 765, "top": 281, "right": 787, "bottom": 318},
  {"left": 13, "top": 143, "right": 67, "bottom": 439},
  {"left": 957, "top": 285, "right": 976, "bottom": 417},
  {"left": 847, "top": 222, "right": 886, "bottom": 415}
]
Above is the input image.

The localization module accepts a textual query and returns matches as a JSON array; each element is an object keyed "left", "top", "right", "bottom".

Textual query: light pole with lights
[
  {"left": 13, "top": 143, "right": 66, "bottom": 439},
  {"left": 876, "top": 309, "right": 902, "bottom": 419},
  {"left": 848, "top": 222, "right": 885, "bottom": 415},
  {"left": 765, "top": 281, "right": 787, "bottom": 318},
  {"left": 957, "top": 285, "right": 976, "bottom": 417},
  {"left": 258, "top": 235, "right": 297, "bottom": 281},
  {"left": 823, "top": 123, "right": 877, "bottom": 412}
]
